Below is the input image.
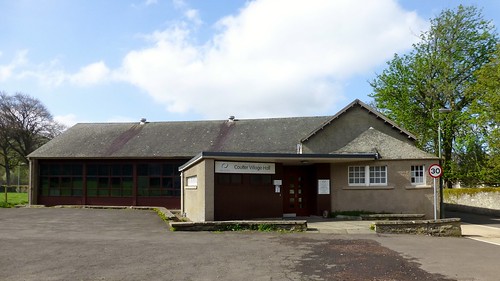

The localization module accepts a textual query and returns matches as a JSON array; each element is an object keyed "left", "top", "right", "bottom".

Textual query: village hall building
[{"left": 28, "top": 99, "right": 439, "bottom": 221}]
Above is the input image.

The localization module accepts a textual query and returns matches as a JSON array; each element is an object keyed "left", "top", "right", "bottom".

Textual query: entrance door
[{"left": 283, "top": 166, "right": 310, "bottom": 216}]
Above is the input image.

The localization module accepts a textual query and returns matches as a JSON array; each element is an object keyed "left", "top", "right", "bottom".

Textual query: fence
[{"left": 0, "top": 185, "right": 29, "bottom": 193}]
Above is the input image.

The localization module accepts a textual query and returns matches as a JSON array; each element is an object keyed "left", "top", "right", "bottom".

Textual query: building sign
[
  {"left": 215, "top": 161, "right": 275, "bottom": 174},
  {"left": 318, "top": 179, "right": 330, "bottom": 195}
]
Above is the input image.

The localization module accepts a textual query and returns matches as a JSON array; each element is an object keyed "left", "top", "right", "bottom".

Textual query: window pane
[
  {"left": 163, "top": 178, "right": 173, "bottom": 189},
  {"left": 122, "top": 165, "right": 133, "bottom": 176},
  {"left": 231, "top": 175, "right": 241, "bottom": 184},
  {"left": 61, "top": 177, "right": 72, "bottom": 188},
  {"left": 111, "top": 165, "right": 122, "bottom": 176},
  {"left": 49, "top": 178, "right": 60, "bottom": 188},
  {"left": 41, "top": 178, "right": 50, "bottom": 195},
  {"left": 61, "top": 188, "right": 72, "bottom": 196},
  {"left": 138, "top": 176, "right": 148, "bottom": 196},
  {"left": 149, "top": 164, "right": 161, "bottom": 176},
  {"left": 122, "top": 177, "right": 133, "bottom": 197},
  {"left": 150, "top": 177, "right": 161, "bottom": 189},
  {"left": 111, "top": 188, "right": 121, "bottom": 197},
  {"left": 174, "top": 177, "right": 181, "bottom": 190},
  {"left": 72, "top": 164, "right": 83, "bottom": 175},
  {"left": 50, "top": 164, "right": 60, "bottom": 176},
  {"left": 369, "top": 166, "right": 386, "bottom": 185},
  {"left": 61, "top": 165, "right": 72, "bottom": 175},
  {"left": 150, "top": 189, "right": 161, "bottom": 196},
  {"left": 98, "top": 165, "right": 110, "bottom": 176},
  {"left": 411, "top": 165, "right": 424, "bottom": 184},
  {"left": 137, "top": 164, "right": 148, "bottom": 176},
  {"left": 111, "top": 177, "right": 121, "bottom": 189},
  {"left": 349, "top": 166, "right": 366, "bottom": 185},
  {"left": 40, "top": 165, "right": 50, "bottom": 176},
  {"left": 98, "top": 178, "right": 109, "bottom": 188},
  {"left": 87, "top": 165, "right": 98, "bottom": 176},
  {"left": 49, "top": 189, "right": 60, "bottom": 196},
  {"left": 87, "top": 177, "right": 97, "bottom": 196},
  {"left": 218, "top": 174, "right": 230, "bottom": 184},
  {"left": 163, "top": 164, "right": 174, "bottom": 176},
  {"left": 98, "top": 189, "right": 109, "bottom": 196}
]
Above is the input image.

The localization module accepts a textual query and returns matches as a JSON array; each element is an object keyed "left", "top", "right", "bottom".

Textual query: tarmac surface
[{"left": 1, "top": 208, "right": 499, "bottom": 281}]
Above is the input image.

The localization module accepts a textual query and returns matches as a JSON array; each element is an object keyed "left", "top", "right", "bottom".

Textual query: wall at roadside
[
  {"left": 445, "top": 190, "right": 500, "bottom": 216},
  {"left": 445, "top": 191, "right": 500, "bottom": 210}
]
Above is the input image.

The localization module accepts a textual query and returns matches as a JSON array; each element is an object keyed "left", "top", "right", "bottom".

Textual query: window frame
[
  {"left": 410, "top": 165, "right": 426, "bottom": 186},
  {"left": 348, "top": 165, "right": 387, "bottom": 187},
  {"left": 39, "top": 163, "right": 84, "bottom": 197},
  {"left": 185, "top": 176, "right": 198, "bottom": 189}
]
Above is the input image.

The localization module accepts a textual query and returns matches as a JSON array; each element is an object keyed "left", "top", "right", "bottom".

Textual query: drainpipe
[{"left": 180, "top": 171, "right": 185, "bottom": 217}]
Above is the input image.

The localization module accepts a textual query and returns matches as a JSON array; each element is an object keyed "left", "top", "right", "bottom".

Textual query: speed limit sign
[{"left": 428, "top": 164, "right": 443, "bottom": 178}]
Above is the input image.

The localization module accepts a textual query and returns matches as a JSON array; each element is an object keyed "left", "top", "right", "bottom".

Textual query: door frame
[{"left": 282, "top": 166, "right": 313, "bottom": 217}]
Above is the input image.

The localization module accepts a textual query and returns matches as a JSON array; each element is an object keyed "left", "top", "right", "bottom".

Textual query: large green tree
[
  {"left": 471, "top": 45, "right": 500, "bottom": 185},
  {"left": 370, "top": 5, "right": 498, "bottom": 186}
]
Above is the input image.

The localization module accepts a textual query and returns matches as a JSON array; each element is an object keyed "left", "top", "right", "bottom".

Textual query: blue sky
[{"left": 1, "top": 0, "right": 499, "bottom": 127}]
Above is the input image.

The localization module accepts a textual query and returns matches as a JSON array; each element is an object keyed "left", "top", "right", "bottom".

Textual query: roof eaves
[{"left": 178, "top": 151, "right": 379, "bottom": 172}]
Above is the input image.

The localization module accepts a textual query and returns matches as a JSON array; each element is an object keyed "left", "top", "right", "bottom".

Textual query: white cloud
[
  {"left": 0, "top": 50, "right": 28, "bottom": 82},
  {"left": 145, "top": 0, "right": 158, "bottom": 5},
  {"left": 54, "top": 114, "right": 80, "bottom": 128},
  {"left": 11, "top": 56, "right": 109, "bottom": 88},
  {"left": 69, "top": 61, "right": 110, "bottom": 86},
  {"left": 185, "top": 9, "right": 202, "bottom": 26},
  {"left": 171, "top": 0, "right": 186, "bottom": 9},
  {"left": 117, "top": 0, "right": 428, "bottom": 118}
]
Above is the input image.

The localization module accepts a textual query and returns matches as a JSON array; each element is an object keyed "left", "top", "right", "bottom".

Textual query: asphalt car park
[{"left": 1, "top": 208, "right": 499, "bottom": 280}]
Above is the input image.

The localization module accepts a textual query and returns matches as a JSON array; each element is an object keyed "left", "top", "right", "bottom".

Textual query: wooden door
[{"left": 283, "top": 166, "right": 309, "bottom": 216}]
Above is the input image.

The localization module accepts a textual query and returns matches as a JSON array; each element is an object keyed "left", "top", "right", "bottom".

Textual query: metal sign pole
[{"left": 433, "top": 177, "right": 437, "bottom": 220}]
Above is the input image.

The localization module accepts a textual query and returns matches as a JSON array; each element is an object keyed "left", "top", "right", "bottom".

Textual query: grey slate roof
[
  {"left": 28, "top": 116, "right": 332, "bottom": 159},
  {"left": 334, "top": 127, "right": 437, "bottom": 159}
]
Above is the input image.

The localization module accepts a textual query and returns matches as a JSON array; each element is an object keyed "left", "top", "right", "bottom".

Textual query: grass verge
[{"left": 0, "top": 192, "right": 28, "bottom": 208}]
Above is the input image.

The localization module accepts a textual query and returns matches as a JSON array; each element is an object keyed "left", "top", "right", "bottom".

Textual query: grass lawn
[{"left": 0, "top": 192, "right": 28, "bottom": 208}]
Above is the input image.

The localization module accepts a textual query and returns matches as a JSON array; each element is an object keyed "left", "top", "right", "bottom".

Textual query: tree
[
  {"left": 0, "top": 93, "right": 18, "bottom": 202},
  {"left": 472, "top": 45, "right": 500, "bottom": 185},
  {"left": 369, "top": 5, "right": 498, "bottom": 187},
  {"left": 4, "top": 93, "right": 65, "bottom": 164},
  {"left": 0, "top": 92, "right": 65, "bottom": 203}
]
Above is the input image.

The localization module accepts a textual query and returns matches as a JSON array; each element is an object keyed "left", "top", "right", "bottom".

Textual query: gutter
[{"left": 178, "top": 151, "right": 378, "bottom": 172}]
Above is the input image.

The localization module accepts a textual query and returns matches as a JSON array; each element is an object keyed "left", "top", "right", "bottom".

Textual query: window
[
  {"left": 39, "top": 163, "right": 83, "bottom": 196},
  {"left": 348, "top": 166, "right": 366, "bottom": 185},
  {"left": 411, "top": 165, "right": 425, "bottom": 185},
  {"left": 137, "top": 163, "right": 181, "bottom": 197},
  {"left": 216, "top": 174, "right": 242, "bottom": 185},
  {"left": 369, "top": 166, "right": 387, "bottom": 184},
  {"left": 86, "top": 164, "right": 133, "bottom": 197},
  {"left": 348, "top": 165, "right": 387, "bottom": 186},
  {"left": 186, "top": 176, "right": 198, "bottom": 188},
  {"left": 250, "top": 175, "right": 272, "bottom": 185},
  {"left": 39, "top": 162, "right": 182, "bottom": 198}
]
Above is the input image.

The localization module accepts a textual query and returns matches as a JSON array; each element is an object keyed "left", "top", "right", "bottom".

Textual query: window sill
[{"left": 343, "top": 186, "right": 393, "bottom": 190}]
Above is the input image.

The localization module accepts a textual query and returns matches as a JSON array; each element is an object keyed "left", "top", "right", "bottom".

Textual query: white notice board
[{"left": 318, "top": 179, "right": 330, "bottom": 195}]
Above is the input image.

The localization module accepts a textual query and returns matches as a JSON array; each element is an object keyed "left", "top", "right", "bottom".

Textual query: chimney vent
[
  {"left": 228, "top": 116, "right": 235, "bottom": 122},
  {"left": 140, "top": 118, "right": 147, "bottom": 124}
]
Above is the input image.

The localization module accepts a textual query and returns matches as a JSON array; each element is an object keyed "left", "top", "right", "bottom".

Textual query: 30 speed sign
[{"left": 428, "top": 164, "right": 443, "bottom": 178}]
